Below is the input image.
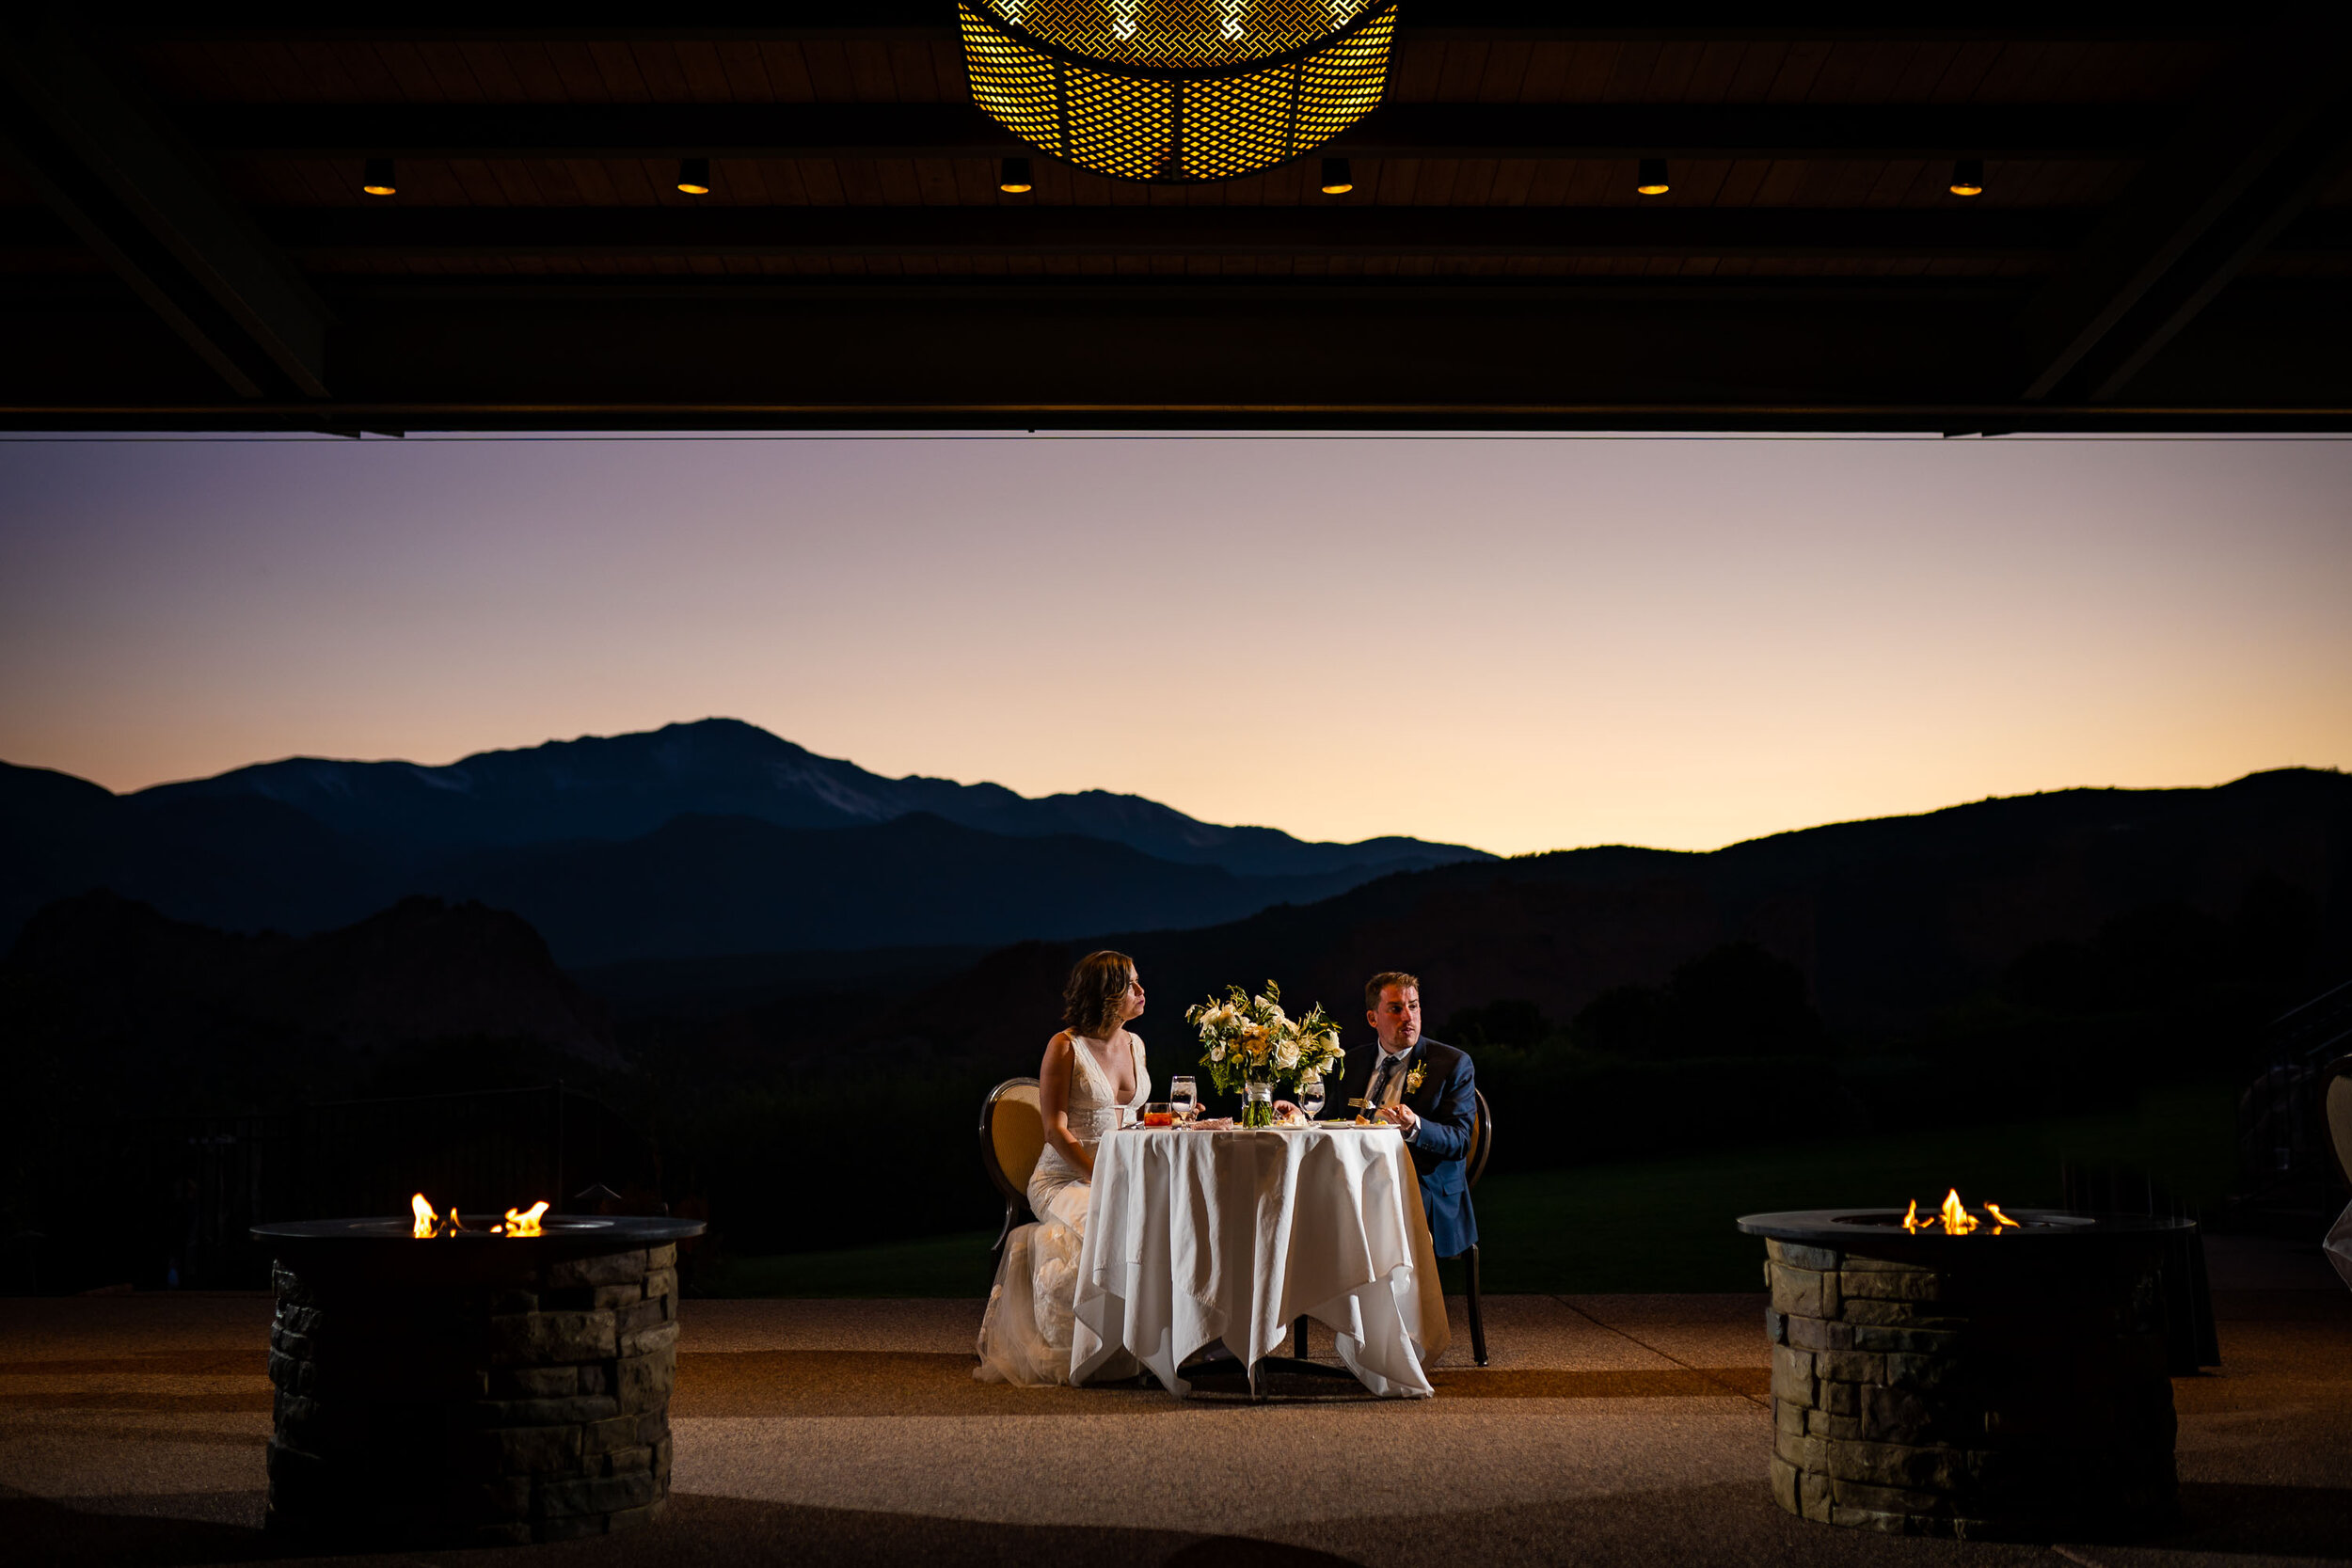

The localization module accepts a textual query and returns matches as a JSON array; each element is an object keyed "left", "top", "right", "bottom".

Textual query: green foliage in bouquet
[{"left": 1185, "top": 980, "right": 1346, "bottom": 1127}]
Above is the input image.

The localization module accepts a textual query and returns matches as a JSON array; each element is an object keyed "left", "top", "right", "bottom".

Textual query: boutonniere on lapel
[{"left": 1405, "top": 1060, "right": 1427, "bottom": 1095}]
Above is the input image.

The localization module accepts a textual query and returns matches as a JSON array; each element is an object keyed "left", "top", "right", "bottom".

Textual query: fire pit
[
  {"left": 254, "top": 1208, "right": 705, "bottom": 1546},
  {"left": 1739, "top": 1196, "right": 2191, "bottom": 1541}
]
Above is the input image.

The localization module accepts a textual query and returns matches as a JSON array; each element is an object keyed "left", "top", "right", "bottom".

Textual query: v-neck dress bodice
[
  {"left": 1028, "top": 1031, "right": 1147, "bottom": 1204},
  {"left": 1057, "top": 1031, "right": 1147, "bottom": 1145}
]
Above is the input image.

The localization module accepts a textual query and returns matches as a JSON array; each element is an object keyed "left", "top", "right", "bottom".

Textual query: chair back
[
  {"left": 2325, "top": 1057, "right": 2352, "bottom": 1187},
  {"left": 979, "top": 1077, "right": 1045, "bottom": 1206},
  {"left": 1467, "top": 1086, "right": 1494, "bottom": 1191}
]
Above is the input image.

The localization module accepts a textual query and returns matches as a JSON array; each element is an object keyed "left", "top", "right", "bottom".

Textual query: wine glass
[
  {"left": 1297, "top": 1073, "right": 1326, "bottom": 1122},
  {"left": 1169, "top": 1075, "right": 1198, "bottom": 1124}
]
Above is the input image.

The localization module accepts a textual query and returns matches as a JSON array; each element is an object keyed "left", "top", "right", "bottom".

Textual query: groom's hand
[{"left": 1378, "top": 1103, "right": 1421, "bottom": 1134}]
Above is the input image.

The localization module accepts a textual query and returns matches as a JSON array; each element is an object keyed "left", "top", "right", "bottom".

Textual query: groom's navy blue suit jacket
[{"left": 1344, "top": 1037, "right": 1479, "bottom": 1258}]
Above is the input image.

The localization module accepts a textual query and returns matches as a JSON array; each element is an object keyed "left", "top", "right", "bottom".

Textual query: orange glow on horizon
[{"left": 2, "top": 436, "right": 2345, "bottom": 858}]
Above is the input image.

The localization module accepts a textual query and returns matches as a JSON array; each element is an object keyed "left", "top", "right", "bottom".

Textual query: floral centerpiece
[{"left": 1185, "top": 980, "right": 1345, "bottom": 1129}]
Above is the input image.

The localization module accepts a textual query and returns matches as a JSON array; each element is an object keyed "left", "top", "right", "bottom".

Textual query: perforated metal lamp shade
[{"left": 960, "top": 0, "right": 1399, "bottom": 184}]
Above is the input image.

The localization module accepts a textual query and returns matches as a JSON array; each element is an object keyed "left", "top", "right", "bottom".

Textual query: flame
[
  {"left": 411, "top": 1192, "right": 550, "bottom": 1238},
  {"left": 1899, "top": 1187, "right": 2021, "bottom": 1235},
  {"left": 1938, "top": 1188, "right": 1978, "bottom": 1235}
]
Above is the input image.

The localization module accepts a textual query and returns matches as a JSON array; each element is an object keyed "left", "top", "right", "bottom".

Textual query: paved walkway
[{"left": 2, "top": 1239, "right": 2346, "bottom": 1567}]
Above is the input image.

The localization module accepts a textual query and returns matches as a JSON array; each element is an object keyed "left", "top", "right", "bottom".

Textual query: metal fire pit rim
[{"left": 1736, "top": 1206, "right": 2195, "bottom": 1243}]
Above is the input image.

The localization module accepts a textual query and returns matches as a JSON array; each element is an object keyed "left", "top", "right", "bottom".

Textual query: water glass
[
  {"left": 1297, "top": 1074, "right": 1326, "bottom": 1121},
  {"left": 1169, "top": 1075, "right": 1198, "bottom": 1122}
]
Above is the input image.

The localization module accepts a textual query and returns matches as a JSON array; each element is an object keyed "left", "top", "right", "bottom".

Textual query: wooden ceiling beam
[
  {"left": 11, "top": 204, "right": 2343, "bottom": 265},
  {"left": 5, "top": 261, "right": 2343, "bottom": 431},
  {"left": 2010, "top": 26, "right": 2352, "bottom": 404},
  {"left": 0, "top": 26, "right": 330, "bottom": 399},
  {"left": 225, "top": 204, "right": 2093, "bottom": 261},
  {"left": 120, "top": 7, "right": 2241, "bottom": 45},
  {"left": 181, "top": 102, "right": 2169, "bottom": 164},
  {"left": 2077, "top": 121, "right": 2352, "bottom": 404}
]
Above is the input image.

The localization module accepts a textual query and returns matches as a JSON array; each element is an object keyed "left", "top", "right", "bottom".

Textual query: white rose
[
  {"left": 1275, "top": 1037, "right": 1300, "bottom": 1069},
  {"left": 1209, "top": 1042, "right": 1226, "bottom": 1061}
]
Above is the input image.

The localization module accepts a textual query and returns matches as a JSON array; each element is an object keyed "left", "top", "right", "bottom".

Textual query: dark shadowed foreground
[{"left": 2, "top": 1236, "right": 2345, "bottom": 1568}]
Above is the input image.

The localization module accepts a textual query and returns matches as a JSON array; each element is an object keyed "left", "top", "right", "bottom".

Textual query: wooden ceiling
[{"left": 2, "top": 8, "right": 2348, "bottom": 430}]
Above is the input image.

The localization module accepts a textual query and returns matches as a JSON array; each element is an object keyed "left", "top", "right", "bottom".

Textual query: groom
[{"left": 1348, "top": 971, "right": 1478, "bottom": 1259}]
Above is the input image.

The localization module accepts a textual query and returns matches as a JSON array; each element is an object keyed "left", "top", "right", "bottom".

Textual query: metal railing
[{"left": 2234, "top": 976, "right": 2352, "bottom": 1212}]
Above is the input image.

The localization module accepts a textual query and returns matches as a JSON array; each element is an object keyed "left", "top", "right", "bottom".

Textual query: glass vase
[{"left": 1242, "top": 1081, "right": 1275, "bottom": 1129}]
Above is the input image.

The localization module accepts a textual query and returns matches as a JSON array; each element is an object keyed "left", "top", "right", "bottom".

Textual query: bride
[{"left": 975, "top": 949, "right": 1148, "bottom": 1385}]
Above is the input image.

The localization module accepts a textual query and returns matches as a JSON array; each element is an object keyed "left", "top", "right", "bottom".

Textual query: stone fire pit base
[
  {"left": 1764, "top": 1233, "right": 2177, "bottom": 1540},
  {"left": 265, "top": 1240, "right": 680, "bottom": 1546}
]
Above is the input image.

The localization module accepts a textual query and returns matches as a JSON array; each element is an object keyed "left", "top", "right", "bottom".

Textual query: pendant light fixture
[
  {"left": 960, "top": 1, "right": 1399, "bottom": 184},
  {"left": 1636, "top": 158, "right": 1670, "bottom": 197},
  {"left": 1949, "top": 158, "right": 1985, "bottom": 197},
  {"left": 361, "top": 158, "right": 397, "bottom": 197},
  {"left": 676, "top": 157, "right": 712, "bottom": 196}
]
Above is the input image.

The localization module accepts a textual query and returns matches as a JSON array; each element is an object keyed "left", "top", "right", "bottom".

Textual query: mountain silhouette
[
  {"left": 10, "top": 764, "right": 2344, "bottom": 1276},
  {"left": 832, "top": 768, "right": 2352, "bottom": 1069},
  {"left": 129, "top": 718, "right": 1487, "bottom": 875},
  {"left": 0, "top": 720, "right": 1489, "bottom": 959},
  {"left": 431, "top": 810, "right": 1370, "bottom": 966}
]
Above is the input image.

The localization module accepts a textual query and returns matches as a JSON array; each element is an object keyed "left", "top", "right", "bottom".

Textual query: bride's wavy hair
[{"left": 1062, "top": 950, "right": 1137, "bottom": 1039}]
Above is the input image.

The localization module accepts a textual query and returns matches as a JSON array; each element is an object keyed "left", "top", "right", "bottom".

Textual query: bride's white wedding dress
[{"left": 975, "top": 1032, "right": 1148, "bottom": 1385}]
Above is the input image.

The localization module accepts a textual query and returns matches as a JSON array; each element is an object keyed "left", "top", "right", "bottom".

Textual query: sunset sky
[{"left": 2, "top": 433, "right": 2346, "bottom": 858}]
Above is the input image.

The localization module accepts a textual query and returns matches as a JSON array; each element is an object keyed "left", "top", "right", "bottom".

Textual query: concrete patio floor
[{"left": 3, "top": 1236, "right": 2346, "bottom": 1568}]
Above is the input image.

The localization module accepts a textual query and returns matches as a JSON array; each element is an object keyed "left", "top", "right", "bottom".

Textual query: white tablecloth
[{"left": 1070, "top": 1124, "right": 1449, "bottom": 1398}]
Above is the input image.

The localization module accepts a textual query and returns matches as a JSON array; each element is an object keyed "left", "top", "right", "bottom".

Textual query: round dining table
[{"left": 1069, "top": 1121, "right": 1449, "bottom": 1398}]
